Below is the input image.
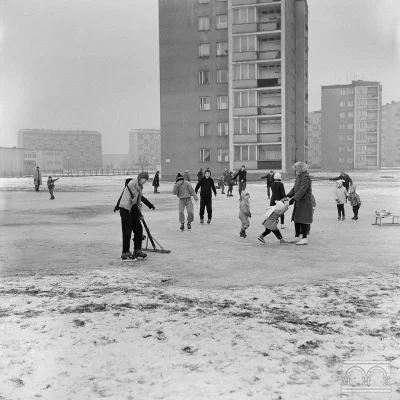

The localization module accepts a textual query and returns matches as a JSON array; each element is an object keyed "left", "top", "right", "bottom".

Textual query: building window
[
  {"left": 356, "top": 86, "right": 367, "bottom": 94},
  {"left": 348, "top": 100, "right": 354, "bottom": 107},
  {"left": 233, "top": 91, "right": 257, "bottom": 107},
  {"left": 234, "top": 145, "right": 256, "bottom": 161},
  {"left": 199, "top": 97, "right": 211, "bottom": 111},
  {"left": 357, "top": 109, "right": 367, "bottom": 118},
  {"left": 198, "top": 16, "right": 210, "bottom": 31},
  {"left": 32, "top": 152, "right": 36, "bottom": 158},
  {"left": 233, "top": 7, "right": 256, "bottom": 24},
  {"left": 356, "top": 98, "right": 367, "bottom": 106},
  {"left": 340, "top": 112, "right": 345, "bottom": 119},
  {"left": 357, "top": 121, "right": 367, "bottom": 129},
  {"left": 217, "top": 69, "right": 228, "bottom": 84},
  {"left": 234, "top": 118, "right": 257, "bottom": 134},
  {"left": 216, "top": 42, "right": 228, "bottom": 56},
  {"left": 216, "top": 14, "right": 228, "bottom": 29},
  {"left": 198, "top": 0, "right": 209, "bottom": 3},
  {"left": 348, "top": 111, "right": 354, "bottom": 118},
  {"left": 200, "top": 148, "right": 211, "bottom": 162},
  {"left": 339, "top": 157, "right": 345, "bottom": 163},
  {"left": 217, "top": 95, "right": 228, "bottom": 110},
  {"left": 233, "top": 64, "right": 256, "bottom": 80},
  {"left": 199, "top": 123, "right": 211, "bottom": 137},
  {"left": 199, "top": 70, "right": 210, "bottom": 85},
  {"left": 233, "top": 35, "right": 257, "bottom": 52},
  {"left": 339, "top": 124, "right": 345, "bottom": 129},
  {"left": 198, "top": 43, "right": 210, "bottom": 58},
  {"left": 340, "top": 89, "right": 346, "bottom": 96},
  {"left": 217, "top": 122, "right": 228, "bottom": 136},
  {"left": 217, "top": 148, "right": 229, "bottom": 162},
  {"left": 347, "top": 123, "right": 354, "bottom": 129},
  {"left": 340, "top": 101, "right": 346, "bottom": 107}
]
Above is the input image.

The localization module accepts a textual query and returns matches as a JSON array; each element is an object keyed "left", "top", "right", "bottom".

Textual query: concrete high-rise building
[
  {"left": 381, "top": 101, "right": 400, "bottom": 168},
  {"left": 129, "top": 129, "right": 161, "bottom": 168},
  {"left": 321, "top": 80, "right": 382, "bottom": 170},
  {"left": 307, "top": 110, "right": 321, "bottom": 168},
  {"left": 17, "top": 129, "right": 102, "bottom": 169},
  {"left": 159, "top": 0, "right": 309, "bottom": 178}
]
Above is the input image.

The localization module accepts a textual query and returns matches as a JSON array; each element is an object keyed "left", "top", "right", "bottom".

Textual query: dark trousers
[
  {"left": 267, "top": 185, "right": 271, "bottom": 198},
  {"left": 262, "top": 228, "right": 282, "bottom": 240},
  {"left": 228, "top": 184, "right": 233, "bottom": 195},
  {"left": 199, "top": 196, "right": 212, "bottom": 220},
  {"left": 217, "top": 182, "right": 225, "bottom": 193},
  {"left": 295, "top": 223, "right": 309, "bottom": 239},
  {"left": 120, "top": 206, "right": 143, "bottom": 253},
  {"left": 353, "top": 205, "right": 359, "bottom": 217},
  {"left": 49, "top": 187, "right": 54, "bottom": 199},
  {"left": 238, "top": 181, "right": 246, "bottom": 196},
  {"left": 153, "top": 186, "right": 158, "bottom": 193},
  {"left": 337, "top": 204, "right": 345, "bottom": 217}
]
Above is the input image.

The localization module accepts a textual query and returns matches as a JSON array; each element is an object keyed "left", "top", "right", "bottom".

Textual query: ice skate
[
  {"left": 337, "top": 216, "right": 341, "bottom": 220},
  {"left": 290, "top": 237, "right": 301, "bottom": 243},
  {"left": 207, "top": 219, "right": 211, "bottom": 224},
  {"left": 239, "top": 230, "right": 247, "bottom": 238},
  {"left": 296, "top": 238, "right": 308, "bottom": 245},
  {"left": 280, "top": 224, "right": 285, "bottom": 229},
  {"left": 187, "top": 222, "right": 191, "bottom": 230},
  {"left": 257, "top": 235, "right": 265, "bottom": 243},
  {"left": 133, "top": 249, "right": 147, "bottom": 259},
  {"left": 342, "top": 216, "right": 345, "bottom": 221},
  {"left": 180, "top": 223, "right": 184, "bottom": 231},
  {"left": 280, "top": 239, "right": 290, "bottom": 245},
  {"left": 200, "top": 219, "right": 204, "bottom": 224},
  {"left": 121, "top": 252, "right": 137, "bottom": 262}
]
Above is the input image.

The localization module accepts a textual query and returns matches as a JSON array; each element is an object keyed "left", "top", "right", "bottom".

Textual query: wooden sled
[
  {"left": 372, "top": 214, "right": 400, "bottom": 226},
  {"left": 140, "top": 212, "right": 171, "bottom": 254}
]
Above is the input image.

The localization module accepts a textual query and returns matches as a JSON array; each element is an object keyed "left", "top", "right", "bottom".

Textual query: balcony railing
[
  {"left": 258, "top": 106, "right": 281, "bottom": 115},
  {"left": 257, "top": 50, "right": 281, "bottom": 60}
]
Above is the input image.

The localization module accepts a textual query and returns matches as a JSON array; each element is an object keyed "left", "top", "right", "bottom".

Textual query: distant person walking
[
  {"left": 34, "top": 166, "right": 42, "bottom": 191},
  {"left": 183, "top": 170, "right": 191, "bottom": 182},
  {"left": 47, "top": 176, "right": 59, "bottom": 200},
  {"left": 152, "top": 171, "right": 160, "bottom": 194},
  {"left": 330, "top": 171, "right": 353, "bottom": 192},
  {"left": 197, "top": 168, "right": 203, "bottom": 182},
  {"left": 260, "top": 170, "right": 275, "bottom": 199},
  {"left": 232, "top": 165, "right": 247, "bottom": 197}
]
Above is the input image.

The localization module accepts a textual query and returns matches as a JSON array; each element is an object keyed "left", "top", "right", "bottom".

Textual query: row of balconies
[
  {"left": 233, "top": 77, "right": 281, "bottom": 89},
  {"left": 232, "top": 21, "right": 281, "bottom": 35},
  {"left": 232, "top": 0, "right": 281, "bottom": 6},
  {"left": 233, "top": 50, "right": 281, "bottom": 62},
  {"left": 233, "top": 133, "right": 281, "bottom": 144},
  {"left": 233, "top": 106, "right": 281, "bottom": 117}
]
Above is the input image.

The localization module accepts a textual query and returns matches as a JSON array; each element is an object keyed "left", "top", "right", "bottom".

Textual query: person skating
[
  {"left": 258, "top": 201, "right": 291, "bottom": 245},
  {"left": 270, "top": 172, "right": 286, "bottom": 229},
  {"left": 232, "top": 165, "right": 247, "bottom": 197},
  {"left": 195, "top": 169, "right": 217, "bottom": 224},
  {"left": 260, "top": 170, "right": 275, "bottom": 199},
  {"left": 183, "top": 170, "right": 191, "bottom": 182},
  {"left": 172, "top": 173, "right": 198, "bottom": 230},
  {"left": 348, "top": 186, "right": 361, "bottom": 220},
  {"left": 152, "top": 171, "right": 160, "bottom": 194},
  {"left": 223, "top": 167, "right": 229, "bottom": 185},
  {"left": 119, "top": 172, "right": 155, "bottom": 261},
  {"left": 197, "top": 168, "right": 203, "bottom": 182},
  {"left": 239, "top": 191, "right": 252, "bottom": 238},
  {"left": 334, "top": 180, "right": 348, "bottom": 220},
  {"left": 47, "top": 176, "right": 59, "bottom": 200},
  {"left": 226, "top": 172, "right": 234, "bottom": 197},
  {"left": 34, "top": 166, "right": 42, "bottom": 191},
  {"left": 330, "top": 171, "right": 353, "bottom": 192},
  {"left": 217, "top": 175, "right": 225, "bottom": 194}
]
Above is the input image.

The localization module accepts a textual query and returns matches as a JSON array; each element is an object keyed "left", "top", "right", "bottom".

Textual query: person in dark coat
[
  {"left": 329, "top": 171, "right": 353, "bottom": 192},
  {"left": 232, "top": 165, "right": 247, "bottom": 197},
  {"left": 195, "top": 169, "right": 217, "bottom": 224},
  {"left": 152, "top": 171, "right": 160, "bottom": 193},
  {"left": 197, "top": 168, "right": 203, "bottom": 182},
  {"left": 286, "top": 161, "right": 313, "bottom": 246},
  {"left": 270, "top": 172, "right": 286, "bottom": 229},
  {"left": 260, "top": 170, "right": 275, "bottom": 199}
]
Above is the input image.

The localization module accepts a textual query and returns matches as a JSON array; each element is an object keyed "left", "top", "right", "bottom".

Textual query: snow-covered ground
[{"left": 1, "top": 171, "right": 400, "bottom": 399}]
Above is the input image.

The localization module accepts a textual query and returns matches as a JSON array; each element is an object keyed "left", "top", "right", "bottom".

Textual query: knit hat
[
  {"left": 336, "top": 180, "right": 343, "bottom": 187},
  {"left": 138, "top": 171, "right": 149, "bottom": 180},
  {"left": 274, "top": 172, "right": 282, "bottom": 180},
  {"left": 176, "top": 173, "right": 184, "bottom": 182}
]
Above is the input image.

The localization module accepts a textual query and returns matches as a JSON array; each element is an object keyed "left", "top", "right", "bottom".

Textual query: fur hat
[
  {"left": 274, "top": 172, "right": 282, "bottom": 180},
  {"left": 292, "top": 161, "right": 309, "bottom": 173},
  {"left": 138, "top": 171, "right": 149, "bottom": 180},
  {"left": 176, "top": 173, "right": 184, "bottom": 182},
  {"left": 241, "top": 191, "right": 250, "bottom": 198},
  {"left": 336, "top": 180, "right": 343, "bottom": 187}
]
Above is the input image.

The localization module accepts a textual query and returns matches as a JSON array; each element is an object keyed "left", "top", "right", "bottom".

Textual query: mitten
[
  {"left": 289, "top": 198, "right": 295, "bottom": 205},
  {"left": 150, "top": 204, "right": 155, "bottom": 210}
]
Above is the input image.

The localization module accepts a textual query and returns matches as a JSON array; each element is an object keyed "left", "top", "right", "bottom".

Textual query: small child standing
[
  {"left": 217, "top": 175, "right": 225, "bottom": 194},
  {"left": 258, "top": 201, "right": 290, "bottom": 245},
  {"left": 226, "top": 172, "right": 234, "bottom": 197},
  {"left": 334, "top": 180, "right": 348, "bottom": 220},
  {"left": 348, "top": 186, "right": 361, "bottom": 220},
  {"left": 239, "top": 191, "right": 251, "bottom": 237},
  {"left": 270, "top": 172, "right": 286, "bottom": 229},
  {"left": 47, "top": 176, "right": 59, "bottom": 200}
]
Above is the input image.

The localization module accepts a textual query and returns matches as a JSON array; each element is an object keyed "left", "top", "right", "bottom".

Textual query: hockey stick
[{"left": 139, "top": 210, "right": 171, "bottom": 254}]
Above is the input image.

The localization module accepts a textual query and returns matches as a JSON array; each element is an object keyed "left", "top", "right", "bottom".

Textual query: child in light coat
[
  {"left": 348, "top": 185, "right": 361, "bottom": 220},
  {"left": 173, "top": 173, "right": 198, "bottom": 230},
  {"left": 258, "top": 201, "right": 291, "bottom": 245},
  {"left": 239, "top": 191, "right": 251, "bottom": 238},
  {"left": 334, "top": 180, "right": 348, "bottom": 220}
]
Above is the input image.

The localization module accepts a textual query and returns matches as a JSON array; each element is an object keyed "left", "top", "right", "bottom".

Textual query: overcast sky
[{"left": 1, "top": 0, "right": 399, "bottom": 154}]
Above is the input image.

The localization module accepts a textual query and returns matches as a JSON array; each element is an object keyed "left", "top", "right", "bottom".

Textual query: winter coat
[
  {"left": 331, "top": 173, "right": 352, "bottom": 191},
  {"left": 261, "top": 173, "right": 275, "bottom": 187},
  {"left": 197, "top": 170, "right": 203, "bottom": 181},
  {"left": 152, "top": 173, "right": 160, "bottom": 187},
  {"left": 173, "top": 180, "right": 198, "bottom": 200},
  {"left": 119, "top": 179, "right": 153, "bottom": 212},
  {"left": 287, "top": 171, "right": 313, "bottom": 224},
  {"left": 34, "top": 170, "right": 42, "bottom": 185},
  {"left": 183, "top": 172, "right": 191, "bottom": 182},
  {"left": 334, "top": 187, "right": 348, "bottom": 205},
  {"left": 348, "top": 192, "right": 361, "bottom": 207},
  {"left": 47, "top": 178, "right": 58, "bottom": 189},
  {"left": 195, "top": 176, "right": 217, "bottom": 198},
  {"left": 225, "top": 174, "right": 234, "bottom": 187},
  {"left": 239, "top": 196, "right": 251, "bottom": 226},
  {"left": 233, "top": 169, "right": 247, "bottom": 182},
  {"left": 270, "top": 180, "right": 286, "bottom": 206},
  {"left": 262, "top": 204, "right": 289, "bottom": 231}
]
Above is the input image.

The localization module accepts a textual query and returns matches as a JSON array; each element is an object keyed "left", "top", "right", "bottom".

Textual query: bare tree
[{"left": 137, "top": 154, "right": 150, "bottom": 171}]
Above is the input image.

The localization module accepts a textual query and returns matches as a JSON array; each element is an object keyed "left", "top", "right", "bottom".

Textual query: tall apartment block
[
  {"left": 17, "top": 129, "right": 102, "bottom": 169},
  {"left": 321, "top": 81, "right": 382, "bottom": 170},
  {"left": 159, "top": 0, "right": 308, "bottom": 178},
  {"left": 381, "top": 101, "right": 400, "bottom": 167},
  {"left": 307, "top": 110, "right": 321, "bottom": 168},
  {"left": 129, "top": 129, "right": 161, "bottom": 167}
]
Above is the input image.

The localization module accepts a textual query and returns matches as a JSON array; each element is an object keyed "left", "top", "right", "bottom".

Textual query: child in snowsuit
[
  {"left": 270, "top": 172, "right": 286, "bottom": 229},
  {"left": 348, "top": 186, "right": 361, "bottom": 220},
  {"left": 239, "top": 191, "right": 251, "bottom": 238},
  {"left": 172, "top": 173, "right": 198, "bottom": 230},
  {"left": 47, "top": 176, "right": 59, "bottom": 200},
  {"left": 217, "top": 175, "right": 225, "bottom": 194},
  {"left": 334, "top": 180, "right": 348, "bottom": 220},
  {"left": 195, "top": 169, "right": 217, "bottom": 224},
  {"left": 258, "top": 201, "right": 290, "bottom": 245},
  {"left": 226, "top": 172, "right": 234, "bottom": 197}
]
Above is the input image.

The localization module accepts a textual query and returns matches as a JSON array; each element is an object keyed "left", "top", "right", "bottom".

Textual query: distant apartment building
[
  {"left": 381, "top": 101, "right": 400, "bottom": 167},
  {"left": 102, "top": 154, "right": 130, "bottom": 169},
  {"left": 129, "top": 129, "right": 161, "bottom": 167},
  {"left": 24, "top": 149, "right": 64, "bottom": 173},
  {"left": 0, "top": 147, "right": 25, "bottom": 177},
  {"left": 17, "top": 129, "right": 102, "bottom": 169},
  {"left": 307, "top": 110, "right": 321, "bottom": 168},
  {"left": 159, "top": 0, "right": 309, "bottom": 178},
  {"left": 321, "top": 80, "right": 382, "bottom": 170}
]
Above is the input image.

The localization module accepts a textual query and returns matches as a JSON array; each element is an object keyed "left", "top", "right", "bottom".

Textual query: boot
[
  {"left": 187, "top": 222, "right": 191, "bottom": 230},
  {"left": 133, "top": 249, "right": 147, "bottom": 259},
  {"left": 180, "top": 223, "right": 184, "bottom": 231},
  {"left": 296, "top": 238, "right": 308, "bottom": 245},
  {"left": 257, "top": 235, "right": 265, "bottom": 243}
]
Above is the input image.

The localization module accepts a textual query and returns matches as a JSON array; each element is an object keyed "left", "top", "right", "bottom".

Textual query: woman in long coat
[
  {"left": 152, "top": 171, "right": 160, "bottom": 193},
  {"left": 286, "top": 161, "right": 313, "bottom": 245}
]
